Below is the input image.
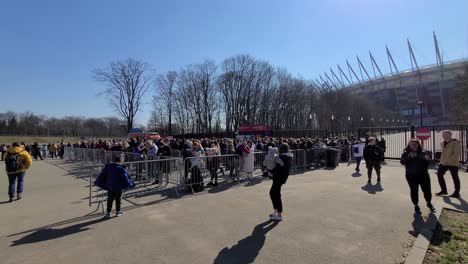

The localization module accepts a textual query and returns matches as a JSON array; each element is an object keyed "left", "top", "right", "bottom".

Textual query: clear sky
[{"left": 1, "top": 0, "right": 467, "bottom": 125}]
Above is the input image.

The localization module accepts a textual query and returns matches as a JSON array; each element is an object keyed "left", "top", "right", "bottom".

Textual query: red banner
[{"left": 238, "top": 125, "right": 270, "bottom": 132}]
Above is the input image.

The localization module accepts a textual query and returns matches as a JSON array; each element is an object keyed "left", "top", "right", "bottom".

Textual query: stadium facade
[{"left": 314, "top": 33, "right": 468, "bottom": 125}]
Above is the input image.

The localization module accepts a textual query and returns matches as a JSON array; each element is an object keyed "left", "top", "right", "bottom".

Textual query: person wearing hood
[
  {"left": 400, "top": 139, "right": 435, "bottom": 214},
  {"left": 5, "top": 142, "right": 32, "bottom": 202},
  {"left": 269, "top": 143, "right": 293, "bottom": 221},
  {"left": 94, "top": 155, "right": 134, "bottom": 217}
]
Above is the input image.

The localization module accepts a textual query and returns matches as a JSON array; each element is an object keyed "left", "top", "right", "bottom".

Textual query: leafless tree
[
  {"left": 94, "top": 58, "right": 154, "bottom": 133},
  {"left": 155, "top": 71, "right": 177, "bottom": 135}
]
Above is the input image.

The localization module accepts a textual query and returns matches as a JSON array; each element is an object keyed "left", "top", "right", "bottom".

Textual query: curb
[{"left": 404, "top": 201, "right": 444, "bottom": 264}]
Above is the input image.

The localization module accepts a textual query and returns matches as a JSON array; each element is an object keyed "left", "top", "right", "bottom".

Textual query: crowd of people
[{"left": 3, "top": 130, "right": 464, "bottom": 220}]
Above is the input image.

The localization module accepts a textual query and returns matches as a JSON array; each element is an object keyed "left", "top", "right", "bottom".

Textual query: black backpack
[
  {"left": 353, "top": 146, "right": 359, "bottom": 154},
  {"left": 5, "top": 151, "right": 23, "bottom": 173}
]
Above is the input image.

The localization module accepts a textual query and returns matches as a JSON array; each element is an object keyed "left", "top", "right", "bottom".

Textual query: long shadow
[
  {"left": 213, "top": 220, "right": 279, "bottom": 264},
  {"left": 10, "top": 217, "right": 108, "bottom": 247},
  {"left": 244, "top": 177, "right": 269, "bottom": 188},
  {"left": 0, "top": 201, "right": 12, "bottom": 205},
  {"left": 442, "top": 196, "right": 468, "bottom": 212},
  {"left": 361, "top": 182, "right": 384, "bottom": 194},
  {"left": 409, "top": 213, "right": 425, "bottom": 237},
  {"left": 208, "top": 181, "right": 239, "bottom": 194}
]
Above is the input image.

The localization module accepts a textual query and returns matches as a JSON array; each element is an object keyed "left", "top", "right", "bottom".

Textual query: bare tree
[
  {"left": 94, "top": 58, "right": 153, "bottom": 133},
  {"left": 155, "top": 71, "right": 177, "bottom": 135}
]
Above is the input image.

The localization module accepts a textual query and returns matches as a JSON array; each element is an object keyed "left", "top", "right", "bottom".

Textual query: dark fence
[{"left": 358, "top": 125, "right": 468, "bottom": 161}]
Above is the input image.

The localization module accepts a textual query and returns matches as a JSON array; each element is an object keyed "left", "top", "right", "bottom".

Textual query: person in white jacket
[{"left": 352, "top": 140, "right": 364, "bottom": 173}]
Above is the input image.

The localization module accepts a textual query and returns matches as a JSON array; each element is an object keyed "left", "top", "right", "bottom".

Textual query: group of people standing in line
[{"left": 3, "top": 130, "right": 464, "bottom": 220}]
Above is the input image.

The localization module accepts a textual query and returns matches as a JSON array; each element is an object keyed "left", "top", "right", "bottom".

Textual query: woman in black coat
[
  {"left": 269, "top": 143, "right": 293, "bottom": 221},
  {"left": 400, "top": 139, "right": 435, "bottom": 214}
]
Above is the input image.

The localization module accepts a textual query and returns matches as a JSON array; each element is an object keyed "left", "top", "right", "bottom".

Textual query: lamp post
[
  {"left": 347, "top": 116, "right": 351, "bottom": 136},
  {"left": 331, "top": 115, "right": 335, "bottom": 137},
  {"left": 309, "top": 114, "right": 313, "bottom": 136},
  {"left": 416, "top": 100, "right": 424, "bottom": 127}
]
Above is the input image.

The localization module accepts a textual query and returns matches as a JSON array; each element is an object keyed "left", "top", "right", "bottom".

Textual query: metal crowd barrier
[
  {"left": 89, "top": 157, "right": 184, "bottom": 212},
  {"left": 183, "top": 154, "right": 241, "bottom": 193}
]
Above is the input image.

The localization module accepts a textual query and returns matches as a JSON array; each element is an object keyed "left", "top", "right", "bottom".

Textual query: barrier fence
[{"left": 64, "top": 145, "right": 372, "bottom": 213}]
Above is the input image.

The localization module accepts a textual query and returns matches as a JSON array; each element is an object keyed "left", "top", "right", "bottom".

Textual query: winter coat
[
  {"left": 5, "top": 146, "right": 32, "bottom": 175},
  {"left": 440, "top": 139, "right": 461, "bottom": 166},
  {"left": 94, "top": 163, "right": 134, "bottom": 192},
  {"left": 272, "top": 153, "right": 293, "bottom": 184},
  {"left": 352, "top": 143, "right": 364, "bottom": 158},
  {"left": 400, "top": 150, "right": 429, "bottom": 178},
  {"left": 242, "top": 145, "right": 255, "bottom": 173},
  {"left": 363, "top": 145, "right": 384, "bottom": 162}
]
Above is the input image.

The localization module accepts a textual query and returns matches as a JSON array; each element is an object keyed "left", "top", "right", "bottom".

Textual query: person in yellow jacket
[
  {"left": 436, "top": 131, "right": 461, "bottom": 198},
  {"left": 5, "top": 142, "right": 32, "bottom": 202}
]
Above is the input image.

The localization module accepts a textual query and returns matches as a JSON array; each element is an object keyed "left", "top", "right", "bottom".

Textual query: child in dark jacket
[
  {"left": 400, "top": 139, "right": 435, "bottom": 214},
  {"left": 95, "top": 155, "right": 135, "bottom": 217}
]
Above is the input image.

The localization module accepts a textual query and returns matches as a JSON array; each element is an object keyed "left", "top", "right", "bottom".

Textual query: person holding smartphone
[{"left": 400, "top": 139, "right": 435, "bottom": 214}]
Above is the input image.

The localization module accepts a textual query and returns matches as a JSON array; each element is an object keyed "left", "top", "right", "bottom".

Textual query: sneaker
[
  {"left": 449, "top": 193, "right": 460, "bottom": 198},
  {"left": 377, "top": 177, "right": 381, "bottom": 183},
  {"left": 16, "top": 194, "right": 22, "bottom": 200},
  {"left": 213, "top": 182, "right": 219, "bottom": 186},
  {"left": 435, "top": 191, "right": 448, "bottom": 196},
  {"left": 270, "top": 215, "right": 283, "bottom": 221},
  {"left": 8, "top": 197, "right": 13, "bottom": 203},
  {"left": 116, "top": 211, "right": 124, "bottom": 217},
  {"left": 269, "top": 212, "right": 277, "bottom": 217},
  {"left": 427, "top": 203, "right": 436, "bottom": 212},
  {"left": 105, "top": 212, "right": 112, "bottom": 218},
  {"left": 414, "top": 206, "right": 421, "bottom": 214}
]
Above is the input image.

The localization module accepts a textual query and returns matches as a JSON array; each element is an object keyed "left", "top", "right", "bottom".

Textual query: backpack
[
  {"left": 353, "top": 146, "right": 359, "bottom": 154},
  {"left": 5, "top": 151, "right": 23, "bottom": 173}
]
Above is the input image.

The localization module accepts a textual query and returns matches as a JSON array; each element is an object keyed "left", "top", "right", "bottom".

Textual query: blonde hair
[{"left": 442, "top": 130, "right": 452, "bottom": 136}]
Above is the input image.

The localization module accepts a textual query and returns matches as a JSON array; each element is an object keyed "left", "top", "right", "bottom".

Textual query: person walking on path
[
  {"left": 5, "top": 142, "right": 32, "bottom": 202},
  {"left": 436, "top": 130, "right": 462, "bottom": 198},
  {"left": 400, "top": 139, "right": 435, "bottom": 214},
  {"left": 363, "top": 137, "right": 384, "bottom": 184},
  {"left": 269, "top": 143, "right": 293, "bottom": 222},
  {"left": 352, "top": 140, "right": 364, "bottom": 173},
  {"left": 94, "top": 155, "right": 135, "bottom": 217}
]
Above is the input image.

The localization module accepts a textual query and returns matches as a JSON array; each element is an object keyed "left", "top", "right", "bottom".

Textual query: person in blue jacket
[{"left": 95, "top": 155, "right": 135, "bottom": 217}]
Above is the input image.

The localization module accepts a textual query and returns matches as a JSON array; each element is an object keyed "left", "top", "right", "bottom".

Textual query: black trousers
[
  {"left": 406, "top": 175, "right": 432, "bottom": 205},
  {"left": 269, "top": 179, "right": 284, "bottom": 213},
  {"left": 437, "top": 165, "right": 461, "bottom": 194},
  {"left": 366, "top": 160, "right": 381, "bottom": 179},
  {"left": 355, "top": 157, "right": 362, "bottom": 171},
  {"left": 107, "top": 191, "right": 123, "bottom": 213}
]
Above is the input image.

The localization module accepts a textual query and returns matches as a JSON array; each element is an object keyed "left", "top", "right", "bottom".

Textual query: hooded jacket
[
  {"left": 440, "top": 139, "right": 461, "bottom": 166},
  {"left": 272, "top": 152, "right": 293, "bottom": 184},
  {"left": 5, "top": 146, "right": 32, "bottom": 175},
  {"left": 94, "top": 163, "right": 135, "bottom": 192}
]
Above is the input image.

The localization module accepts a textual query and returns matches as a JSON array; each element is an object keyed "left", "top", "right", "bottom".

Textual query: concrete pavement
[{"left": 0, "top": 159, "right": 466, "bottom": 264}]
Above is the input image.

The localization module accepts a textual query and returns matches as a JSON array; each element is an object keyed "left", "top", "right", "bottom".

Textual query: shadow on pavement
[
  {"left": 408, "top": 213, "right": 438, "bottom": 240},
  {"left": 361, "top": 182, "right": 384, "bottom": 194},
  {"left": 351, "top": 172, "right": 362, "bottom": 177},
  {"left": 442, "top": 196, "right": 468, "bottom": 212},
  {"left": 10, "top": 217, "right": 108, "bottom": 246},
  {"left": 409, "top": 213, "right": 425, "bottom": 237},
  {"left": 213, "top": 220, "right": 279, "bottom": 264}
]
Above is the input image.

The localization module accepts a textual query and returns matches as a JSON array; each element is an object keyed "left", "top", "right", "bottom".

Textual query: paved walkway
[{"left": 0, "top": 160, "right": 466, "bottom": 264}]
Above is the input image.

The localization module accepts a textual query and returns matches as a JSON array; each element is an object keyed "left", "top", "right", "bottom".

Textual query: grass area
[
  {"left": 424, "top": 209, "right": 468, "bottom": 264},
  {"left": 0, "top": 136, "right": 81, "bottom": 145}
]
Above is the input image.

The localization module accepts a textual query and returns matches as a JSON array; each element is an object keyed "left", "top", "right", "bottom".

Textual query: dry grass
[{"left": 424, "top": 209, "right": 468, "bottom": 264}]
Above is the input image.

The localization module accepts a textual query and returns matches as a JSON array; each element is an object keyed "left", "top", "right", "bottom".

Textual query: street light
[
  {"left": 416, "top": 100, "right": 424, "bottom": 127},
  {"left": 331, "top": 115, "right": 335, "bottom": 137}
]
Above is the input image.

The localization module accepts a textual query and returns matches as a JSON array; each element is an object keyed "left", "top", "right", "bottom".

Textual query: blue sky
[{"left": 1, "top": 0, "right": 467, "bottom": 125}]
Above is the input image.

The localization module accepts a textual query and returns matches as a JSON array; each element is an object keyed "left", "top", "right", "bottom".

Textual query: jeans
[
  {"left": 437, "top": 165, "right": 461, "bottom": 194},
  {"left": 406, "top": 174, "right": 432, "bottom": 205},
  {"left": 269, "top": 179, "right": 284, "bottom": 213},
  {"left": 8, "top": 172, "right": 25, "bottom": 198},
  {"left": 107, "top": 191, "right": 123, "bottom": 213}
]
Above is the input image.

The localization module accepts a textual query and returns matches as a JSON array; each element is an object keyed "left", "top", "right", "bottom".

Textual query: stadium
[{"left": 314, "top": 33, "right": 468, "bottom": 125}]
